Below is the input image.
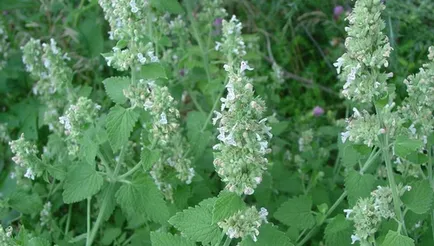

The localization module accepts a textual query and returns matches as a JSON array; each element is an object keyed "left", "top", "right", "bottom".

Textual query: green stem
[
  {"left": 381, "top": 134, "right": 407, "bottom": 236},
  {"left": 222, "top": 236, "right": 232, "bottom": 246},
  {"left": 118, "top": 162, "right": 142, "bottom": 180},
  {"left": 186, "top": 0, "right": 212, "bottom": 85},
  {"left": 215, "top": 231, "right": 226, "bottom": 246},
  {"left": 86, "top": 197, "right": 91, "bottom": 245},
  {"left": 64, "top": 204, "right": 72, "bottom": 237},
  {"left": 201, "top": 77, "right": 228, "bottom": 132},
  {"left": 296, "top": 147, "right": 379, "bottom": 246}
]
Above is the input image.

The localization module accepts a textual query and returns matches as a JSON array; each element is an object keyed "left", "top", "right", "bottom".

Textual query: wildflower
[
  {"left": 333, "top": 5, "right": 345, "bottom": 19},
  {"left": 313, "top": 106, "right": 324, "bottom": 117},
  {"left": 218, "top": 206, "right": 268, "bottom": 242},
  {"left": 9, "top": 134, "right": 41, "bottom": 180}
]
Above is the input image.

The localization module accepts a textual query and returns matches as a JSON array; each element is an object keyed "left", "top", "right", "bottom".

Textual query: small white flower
[
  {"left": 212, "top": 111, "right": 222, "bottom": 125},
  {"left": 351, "top": 234, "right": 360, "bottom": 244},
  {"left": 215, "top": 41, "right": 222, "bottom": 51},
  {"left": 254, "top": 176, "right": 262, "bottom": 184},
  {"left": 24, "top": 167, "right": 35, "bottom": 180},
  {"left": 240, "top": 61, "right": 254, "bottom": 73},
  {"left": 159, "top": 112, "right": 168, "bottom": 125},
  {"left": 244, "top": 186, "right": 254, "bottom": 195},
  {"left": 137, "top": 53, "right": 147, "bottom": 64},
  {"left": 409, "top": 124, "right": 416, "bottom": 135},
  {"left": 343, "top": 209, "right": 353, "bottom": 219},
  {"left": 227, "top": 227, "right": 237, "bottom": 238},
  {"left": 341, "top": 131, "right": 350, "bottom": 143},
  {"left": 333, "top": 57, "right": 344, "bottom": 74},
  {"left": 259, "top": 207, "right": 268, "bottom": 223}
]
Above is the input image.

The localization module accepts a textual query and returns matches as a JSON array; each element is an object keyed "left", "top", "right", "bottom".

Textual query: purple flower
[
  {"left": 333, "top": 5, "right": 344, "bottom": 19},
  {"left": 179, "top": 69, "right": 185, "bottom": 77},
  {"left": 213, "top": 18, "right": 223, "bottom": 27},
  {"left": 313, "top": 106, "right": 324, "bottom": 117}
]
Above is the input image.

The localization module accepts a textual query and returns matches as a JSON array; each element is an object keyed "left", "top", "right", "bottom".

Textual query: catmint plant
[{"left": 213, "top": 15, "right": 272, "bottom": 196}]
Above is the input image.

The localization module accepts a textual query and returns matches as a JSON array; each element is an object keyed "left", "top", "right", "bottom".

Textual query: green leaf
[
  {"left": 273, "top": 196, "right": 315, "bottom": 230},
  {"left": 115, "top": 176, "right": 169, "bottom": 224},
  {"left": 101, "top": 228, "right": 122, "bottom": 245},
  {"left": 8, "top": 190, "right": 43, "bottom": 214},
  {"left": 149, "top": 0, "right": 184, "bottom": 14},
  {"left": 324, "top": 215, "right": 352, "bottom": 246},
  {"left": 212, "top": 191, "right": 246, "bottom": 223},
  {"left": 62, "top": 164, "right": 104, "bottom": 204},
  {"left": 150, "top": 232, "right": 196, "bottom": 246},
  {"left": 106, "top": 106, "right": 139, "bottom": 151},
  {"left": 402, "top": 180, "right": 433, "bottom": 214},
  {"left": 140, "top": 148, "right": 160, "bottom": 171},
  {"left": 27, "top": 237, "right": 51, "bottom": 246},
  {"left": 381, "top": 230, "right": 415, "bottom": 246},
  {"left": 139, "top": 63, "right": 167, "bottom": 80},
  {"left": 345, "top": 170, "right": 376, "bottom": 206},
  {"left": 394, "top": 135, "right": 423, "bottom": 159},
  {"left": 169, "top": 198, "right": 221, "bottom": 245},
  {"left": 186, "top": 111, "right": 212, "bottom": 160},
  {"left": 103, "top": 76, "right": 131, "bottom": 105},
  {"left": 239, "top": 224, "right": 294, "bottom": 246}
]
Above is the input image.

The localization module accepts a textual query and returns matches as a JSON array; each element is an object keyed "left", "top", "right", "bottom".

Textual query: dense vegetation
[{"left": 0, "top": 0, "right": 433, "bottom": 245}]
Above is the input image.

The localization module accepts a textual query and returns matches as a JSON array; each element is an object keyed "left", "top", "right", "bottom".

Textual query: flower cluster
[
  {"left": 0, "top": 123, "right": 10, "bottom": 143},
  {"left": 298, "top": 129, "right": 314, "bottom": 152},
  {"left": 215, "top": 15, "right": 246, "bottom": 59},
  {"left": 59, "top": 97, "right": 101, "bottom": 155},
  {"left": 125, "top": 79, "right": 194, "bottom": 200},
  {"left": 0, "top": 19, "right": 9, "bottom": 70},
  {"left": 9, "top": 134, "right": 40, "bottom": 180},
  {"left": 40, "top": 201, "right": 52, "bottom": 227},
  {"left": 344, "top": 185, "right": 410, "bottom": 244},
  {"left": 98, "top": 0, "right": 159, "bottom": 70},
  {"left": 197, "top": 0, "right": 227, "bottom": 24},
  {"left": 334, "top": 0, "right": 392, "bottom": 104},
  {"left": 218, "top": 206, "right": 268, "bottom": 242},
  {"left": 213, "top": 15, "right": 272, "bottom": 196},
  {"left": 398, "top": 47, "right": 434, "bottom": 141},
  {"left": 0, "top": 226, "right": 13, "bottom": 246},
  {"left": 341, "top": 104, "right": 401, "bottom": 147},
  {"left": 21, "top": 38, "right": 74, "bottom": 132}
]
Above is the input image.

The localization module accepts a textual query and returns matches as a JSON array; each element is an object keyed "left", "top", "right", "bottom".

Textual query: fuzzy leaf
[
  {"left": 212, "top": 191, "right": 246, "bottom": 223},
  {"left": 394, "top": 135, "right": 423, "bottom": 159},
  {"left": 9, "top": 190, "right": 43, "bottom": 214},
  {"left": 150, "top": 0, "right": 184, "bottom": 14},
  {"left": 150, "top": 232, "right": 196, "bottom": 246},
  {"left": 381, "top": 230, "right": 415, "bottom": 246},
  {"left": 141, "top": 148, "right": 160, "bottom": 171},
  {"left": 62, "top": 164, "right": 104, "bottom": 204},
  {"left": 402, "top": 180, "right": 433, "bottom": 214},
  {"left": 345, "top": 170, "right": 376, "bottom": 206},
  {"left": 106, "top": 106, "right": 139, "bottom": 151},
  {"left": 139, "top": 63, "right": 167, "bottom": 80},
  {"left": 27, "top": 237, "right": 51, "bottom": 246},
  {"left": 324, "top": 214, "right": 352, "bottom": 246},
  {"left": 273, "top": 196, "right": 315, "bottom": 230},
  {"left": 103, "top": 76, "right": 131, "bottom": 105},
  {"left": 115, "top": 176, "right": 169, "bottom": 224},
  {"left": 186, "top": 111, "right": 212, "bottom": 160},
  {"left": 169, "top": 197, "right": 221, "bottom": 245},
  {"left": 239, "top": 224, "right": 294, "bottom": 246}
]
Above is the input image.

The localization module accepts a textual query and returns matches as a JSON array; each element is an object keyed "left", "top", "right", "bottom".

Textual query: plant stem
[
  {"left": 215, "top": 231, "right": 226, "bottom": 246},
  {"left": 64, "top": 204, "right": 72, "bottom": 237},
  {"left": 86, "top": 197, "right": 91, "bottom": 245},
  {"left": 381, "top": 134, "right": 407, "bottom": 236},
  {"left": 296, "top": 147, "right": 379, "bottom": 246},
  {"left": 201, "top": 77, "right": 228, "bottom": 132},
  {"left": 118, "top": 162, "right": 141, "bottom": 180},
  {"left": 222, "top": 236, "right": 232, "bottom": 246}
]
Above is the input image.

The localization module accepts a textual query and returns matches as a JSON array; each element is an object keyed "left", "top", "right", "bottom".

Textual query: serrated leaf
[
  {"left": 239, "top": 224, "right": 294, "bottom": 246},
  {"left": 212, "top": 191, "right": 246, "bottom": 223},
  {"left": 141, "top": 148, "right": 160, "bottom": 171},
  {"left": 150, "top": 0, "right": 184, "bottom": 14},
  {"left": 62, "top": 164, "right": 104, "bottom": 204},
  {"left": 345, "top": 170, "right": 376, "bottom": 206},
  {"left": 273, "top": 196, "right": 315, "bottom": 230},
  {"left": 106, "top": 106, "right": 139, "bottom": 151},
  {"left": 169, "top": 198, "right": 221, "bottom": 245},
  {"left": 402, "top": 180, "right": 433, "bottom": 214},
  {"left": 324, "top": 214, "right": 352, "bottom": 246},
  {"left": 150, "top": 232, "right": 196, "bottom": 246},
  {"left": 381, "top": 230, "right": 414, "bottom": 246},
  {"left": 8, "top": 190, "right": 43, "bottom": 214},
  {"left": 103, "top": 77, "right": 131, "bottom": 104},
  {"left": 394, "top": 135, "right": 423, "bottom": 159},
  {"left": 139, "top": 63, "right": 167, "bottom": 80},
  {"left": 115, "top": 176, "right": 169, "bottom": 224}
]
